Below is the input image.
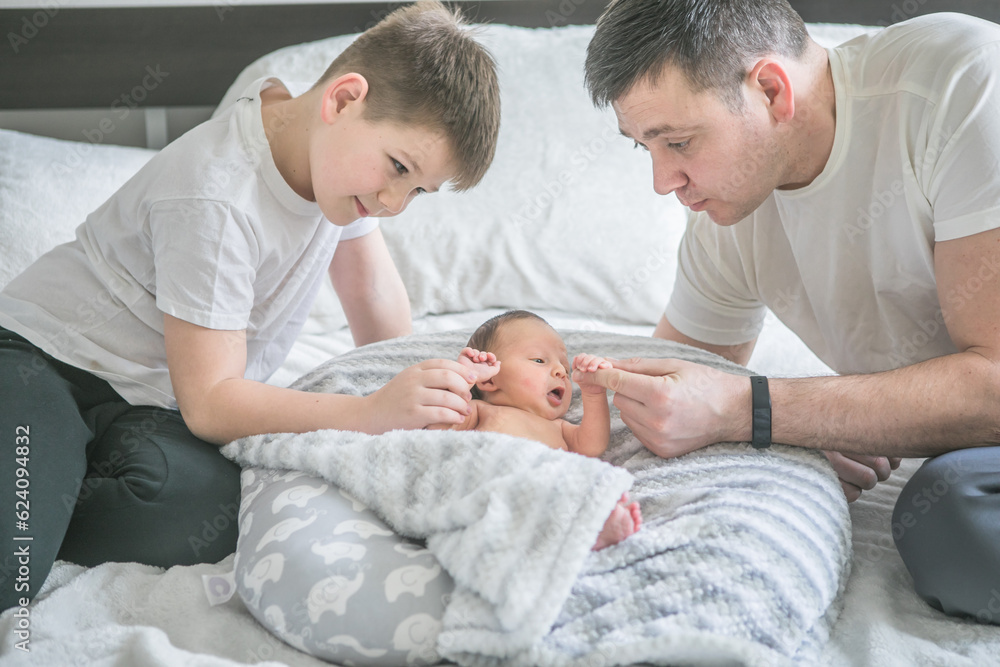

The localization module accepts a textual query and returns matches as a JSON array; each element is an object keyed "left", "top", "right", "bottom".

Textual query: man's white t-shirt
[
  {"left": 666, "top": 14, "right": 1000, "bottom": 375},
  {"left": 0, "top": 77, "right": 377, "bottom": 408}
]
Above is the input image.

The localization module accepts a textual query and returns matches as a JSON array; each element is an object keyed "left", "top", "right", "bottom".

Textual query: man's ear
[
  {"left": 747, "top": 58, "right": 794, "bottom": 123},
  {"left": 319, "top": 73, "right": 369, "bottom": 124}
]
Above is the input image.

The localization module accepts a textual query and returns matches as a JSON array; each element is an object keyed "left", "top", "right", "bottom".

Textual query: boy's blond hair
[{"left": 314, "top": 1, "right": 501, "bottom": 191}]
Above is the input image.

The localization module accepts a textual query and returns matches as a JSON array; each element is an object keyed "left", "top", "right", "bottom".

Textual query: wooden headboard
[{"left": 3, "top": 0, "right": 1000, "bottom": 111}]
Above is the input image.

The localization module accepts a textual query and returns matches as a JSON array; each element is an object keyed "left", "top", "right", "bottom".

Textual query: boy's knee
[{"left": 893, "top": 448, "right": 1000, "bottom": 621}]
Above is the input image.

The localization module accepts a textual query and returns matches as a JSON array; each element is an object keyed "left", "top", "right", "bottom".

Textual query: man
[{"left": 584, "top": 0, "right": 1000, "bottom": 623}]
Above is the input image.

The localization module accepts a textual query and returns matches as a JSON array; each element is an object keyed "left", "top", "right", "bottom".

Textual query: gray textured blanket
[{"left": 222, "top": 330, "right": 851, "bottom": 666}]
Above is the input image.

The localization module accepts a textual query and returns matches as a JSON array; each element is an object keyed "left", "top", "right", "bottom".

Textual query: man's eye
[
  {"left": 633, "top": 141, "right": 649, "bottom": 152},
  {"left": 668, "top": 140, "right": 691, "bottom": 150}
]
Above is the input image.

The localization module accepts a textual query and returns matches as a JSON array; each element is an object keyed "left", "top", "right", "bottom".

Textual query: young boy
[
  {"left": 0, "top": 1, "right": 500, "bottom": 611},
  {"left": 443, "top": 310, "right": 642, "bottom": 549}
]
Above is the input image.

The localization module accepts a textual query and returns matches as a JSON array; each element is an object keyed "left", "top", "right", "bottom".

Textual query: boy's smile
[{"left": 313, "top": 116, "right": 456, "bottom": 225}]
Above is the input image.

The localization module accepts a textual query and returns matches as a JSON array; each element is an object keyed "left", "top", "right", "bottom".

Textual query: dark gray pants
[
  {"left": 1, "top": 328, "right": 241, "bottom": 611},
  {"left": 893, "top": 447, "right": 1000, "bottom": 623}
]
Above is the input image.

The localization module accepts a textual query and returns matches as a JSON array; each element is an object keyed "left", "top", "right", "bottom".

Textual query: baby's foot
[
  {"left": 592, "top": 493, "right": 642, "bottom": 551},
  {"left": 458, "top": 347, "right": 500, "bottom": 383}
]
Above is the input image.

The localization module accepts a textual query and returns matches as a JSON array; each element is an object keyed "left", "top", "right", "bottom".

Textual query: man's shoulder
[
  {"left": 852, "top": 13, "right": 1000, "bottom": 68},
  {"left": 836, "top": 12, "right": 1000, "bottom": 107}
]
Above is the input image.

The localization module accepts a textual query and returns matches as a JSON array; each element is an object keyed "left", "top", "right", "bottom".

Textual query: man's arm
[
  {"left": 764, "top": 226, "right": 1000, "bottom": 456},
  {"left": 595, "top": 227, "right": 1000, "bottom": 459},
  {"left": 329, "top": 228, "right": 412, "bottom": 346},
  {"left": 164, "top": 314, "right": 476, "bottom": 445},
  {"left": 653, "top": 315, "right": 756, "bottom": 366},
  {"left": 652, "top": 314, "right": 897, "bottom": 499}
]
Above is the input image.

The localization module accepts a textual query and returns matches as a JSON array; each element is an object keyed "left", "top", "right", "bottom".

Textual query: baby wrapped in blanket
[
  {"left": 223, "top": 311, "right": 640, "bottom": 666},
  {"left": 220, "top": 327, "right": 851, "bottom": 667},
  {"left": 436, "top": 309, "right": 642, "bottom": 549}
]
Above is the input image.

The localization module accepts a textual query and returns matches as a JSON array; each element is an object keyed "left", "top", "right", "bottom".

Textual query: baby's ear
[{"left": 475, "top": 376, "right": 499, "bottom": 393}]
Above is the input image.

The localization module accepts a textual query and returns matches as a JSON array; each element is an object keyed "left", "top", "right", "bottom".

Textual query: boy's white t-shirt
[
  {"left": 666, "top": 13, "right": 1000, "bottom": 375},
  {"left": 0, "top": 77, "right": 377, "bottom": 408}
]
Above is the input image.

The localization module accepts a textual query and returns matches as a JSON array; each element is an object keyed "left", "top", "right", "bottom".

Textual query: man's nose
[{"left": 651, "top": 151, "right": 687, "bottom": 196}]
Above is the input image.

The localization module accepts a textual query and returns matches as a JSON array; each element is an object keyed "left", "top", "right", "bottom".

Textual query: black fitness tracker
[{"left": 750, "top": 376, "right": 771, "bottom": 449}]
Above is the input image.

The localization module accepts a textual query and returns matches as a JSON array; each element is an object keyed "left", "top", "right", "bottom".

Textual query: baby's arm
[
  {"left": 562, "top": 354, "right": 613, "bottom": 457},
  {"left": 457, "top": 347, "right": 500, "bottom": 383}
]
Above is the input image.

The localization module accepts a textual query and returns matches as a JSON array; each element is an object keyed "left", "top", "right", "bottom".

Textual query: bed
[{"left": 3, "top": 1, "right": 1000, "bottom": 665}]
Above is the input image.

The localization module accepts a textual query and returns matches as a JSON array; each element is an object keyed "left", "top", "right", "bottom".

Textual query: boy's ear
[{"left": 319, "top": 73, "right": 370, "bottom": 124}]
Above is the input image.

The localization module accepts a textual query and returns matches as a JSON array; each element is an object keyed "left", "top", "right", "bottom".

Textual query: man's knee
[{"left": 893, "top": 448, "right": 1000, "bottom": 621}]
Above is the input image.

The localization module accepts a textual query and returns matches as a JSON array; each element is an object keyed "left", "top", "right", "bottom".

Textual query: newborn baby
[{"left": 435, "top": 309, "right": 641, "bottom": 550}]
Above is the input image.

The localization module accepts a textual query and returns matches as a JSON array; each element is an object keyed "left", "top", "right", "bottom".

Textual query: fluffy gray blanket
[{"left": 222, "top": 330, "right": 850, "bottom": 666}]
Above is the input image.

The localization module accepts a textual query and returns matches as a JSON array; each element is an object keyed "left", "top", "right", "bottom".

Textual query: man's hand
[
  {"left": 590, "top": 357, "right": 751, "bottom": 458},
  {"left": 823, "top": 451, "right": 902, "bottom": 502}
]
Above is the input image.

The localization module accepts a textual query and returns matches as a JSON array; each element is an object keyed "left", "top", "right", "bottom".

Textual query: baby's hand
[
  {"left": 458, "top": 347, "right": 500, "bottom": 384},
  {"left": 573, "top": 354, "right": 612, "bottom": 395}
]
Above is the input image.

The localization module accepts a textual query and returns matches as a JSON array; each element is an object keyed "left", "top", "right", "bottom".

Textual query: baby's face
[{"left": 485, "top": 319, "right": 573, "bottom": 420}]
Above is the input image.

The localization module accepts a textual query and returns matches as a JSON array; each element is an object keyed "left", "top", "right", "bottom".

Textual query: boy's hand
[
  {"left": 360, "top": 359, "right": 478, "bottom": 432},
  {"left": 457, "top": 347, "right": 501, "bottom": 383},
  {"left": 573, "top": 354, "right": 613, "bottom": 396}
]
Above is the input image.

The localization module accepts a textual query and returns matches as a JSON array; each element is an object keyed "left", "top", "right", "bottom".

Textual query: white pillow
[
  {"left": 217, "top": 25, "right": 687, "bottom": 326},
  {"left": 0, "top": 129, "right": 155, "bottom": 291}
]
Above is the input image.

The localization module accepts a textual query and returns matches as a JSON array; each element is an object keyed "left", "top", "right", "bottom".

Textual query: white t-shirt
[
  {"left": 0, "top": 77, "right": 377, "bottom": 408},
  {"left": 666, "top": 13, "right": 1000, "bottom": 375}
]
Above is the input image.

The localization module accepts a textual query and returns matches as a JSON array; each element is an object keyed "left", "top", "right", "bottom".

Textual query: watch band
[{"left": 750, "top": 376, "right": 771, "bottom": 449}]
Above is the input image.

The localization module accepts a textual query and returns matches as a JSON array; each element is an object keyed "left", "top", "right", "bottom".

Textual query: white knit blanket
[{"left": 221, "top": 330, "right": 851, "bottom": 666}]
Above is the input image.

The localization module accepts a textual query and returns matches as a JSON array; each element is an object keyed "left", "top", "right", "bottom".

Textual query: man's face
[{"left": 613, "top": 65, "right": 785, "bottom": 226}]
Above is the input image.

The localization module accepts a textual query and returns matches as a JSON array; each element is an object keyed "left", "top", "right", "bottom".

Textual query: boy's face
[
  {"left": 310, "top": 79, "right": 457, "bottom": 225},
  {"left": 482, "top": 319, "right": 573, "bottom": 420}
]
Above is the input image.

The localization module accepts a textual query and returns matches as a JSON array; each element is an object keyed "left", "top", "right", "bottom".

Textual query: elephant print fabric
[{"left": 233, "top": 468, "right": 455, "bottom": 666}]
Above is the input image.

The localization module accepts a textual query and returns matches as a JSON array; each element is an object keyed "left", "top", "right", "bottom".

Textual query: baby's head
[
  {"left": 306, "top": 1, "right": 501, "bottom": 223},
  {"left": 467, "top": 310, "right": 573, "bottom": 420}
]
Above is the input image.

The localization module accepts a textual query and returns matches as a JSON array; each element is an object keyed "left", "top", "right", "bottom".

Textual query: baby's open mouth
[{"left": 547, "top": 386, "right": 565, "bottom": 406}]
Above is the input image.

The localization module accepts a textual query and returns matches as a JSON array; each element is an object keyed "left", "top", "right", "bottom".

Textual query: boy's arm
[
  {"left": 329, "top": 228, "right": 412, "bottom": 346},
  {"left": 427, "top": 399, "right": 481, "bottom": 431},
  {"left": 164, "top": 314, "right": 476, "bottom": 445},
  {"left": 426, "top": 349, "right": 498, "bottom": 431},
  {"left": 563, "top": 354, "right": 613, "bottom": 457}
]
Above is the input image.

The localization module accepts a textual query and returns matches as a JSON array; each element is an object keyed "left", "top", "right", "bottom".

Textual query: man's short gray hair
[{"left": 585, "top": 0, "right": 809, "bottom": 111}]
